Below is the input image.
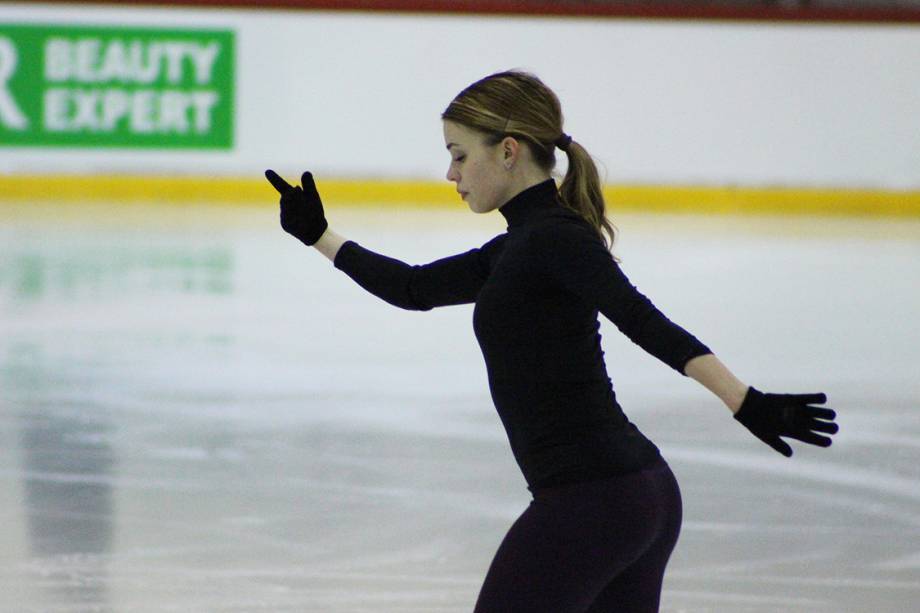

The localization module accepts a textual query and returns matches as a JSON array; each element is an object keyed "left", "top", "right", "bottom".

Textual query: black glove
[
  {"left": 265, "top": 169, "right": 328, "bottom": 246},
  {"left": 734, "top": 387, "right": 838, "bottom": 457}
]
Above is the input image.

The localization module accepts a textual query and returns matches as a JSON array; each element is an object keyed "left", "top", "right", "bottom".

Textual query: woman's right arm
[
  {"left": 266, "top": 169, "right": 499, "bottom": 311},
  {"left": 313, "top": 227, "right": 347, "bottom": 262},
  {"left": 330, "top": 234, "right": 502, "bottom": 311},
  {"left": 315, "top": 226, "right": 502, "bottom": 311}
]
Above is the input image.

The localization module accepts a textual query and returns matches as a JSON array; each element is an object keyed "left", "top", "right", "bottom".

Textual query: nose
[{"left": 446, "top": 164, "right": 459, "bottom": 184}]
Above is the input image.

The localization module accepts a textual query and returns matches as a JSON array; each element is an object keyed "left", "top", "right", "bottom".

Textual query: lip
[{"left": 459, "top": 191, "right": 468, "bottom": 200}]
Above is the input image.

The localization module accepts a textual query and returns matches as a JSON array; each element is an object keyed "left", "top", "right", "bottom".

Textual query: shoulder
[
  {"left": 478, "top": 232, "right": 508, "bottom": 260},
  {"left": 527, "top": 209, "right": 605, "bottom": 252},
  {"left": 471, "top": 232, "right": 508, "bottom": 273},
  {"left": 481, "top": 232, "right": 509, "bottom": 250},
  {"left": 524, "top": 210, "right": 618, "bottom": 284}
]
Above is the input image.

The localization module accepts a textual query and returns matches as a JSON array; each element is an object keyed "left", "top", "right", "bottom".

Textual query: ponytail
[{"left": 557, "top": 139, "right": 616, "bottom": 249}]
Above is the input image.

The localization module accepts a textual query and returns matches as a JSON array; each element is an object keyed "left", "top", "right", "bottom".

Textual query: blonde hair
[{"left": 441, "top": 70, "right": 615, "bottom": 248}]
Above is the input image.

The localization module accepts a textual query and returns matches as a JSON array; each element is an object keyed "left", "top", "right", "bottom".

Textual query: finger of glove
[
  {"left": 805, "top": 418, "right": 839, "bottom": 435},
  {"left": 789, "top": 392, "right": 827, "bottom": 405},
  {"left": 805, "top": 406, "right": 836, "bottom": 421},
  {"left": 764, "top": 436, "right": 793, "bottom": 457},
  {"left": 265, "top": 169, "right": 294, "bottom": 194},
  {"left": 783, "top": 407, "right": 838, "bottom": 436},
  {"left": 279, "top": 188, "right": 305, "bottom": 226},
  {"left": 300, "top": 171, "right": 321, "bottom": 202},
  {"left": 787, "top": 430, "right": 833, "bottom": 448},
  {"left": 280, "top": 186, "right": 304, "bottom": 206}
]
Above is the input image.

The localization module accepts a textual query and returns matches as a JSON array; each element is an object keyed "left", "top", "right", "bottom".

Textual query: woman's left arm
[
  {"left": 535, "top": 219, "right": 711, "bottom": 375},
  {"left": 683, "top": 353, "right": 748, "bottom": 414},
  {"left": 684, "top": 353, "right": 839, "bottom": 456},
  {"left": 538, "top": 220, "right": 839, "bottom": 456}
]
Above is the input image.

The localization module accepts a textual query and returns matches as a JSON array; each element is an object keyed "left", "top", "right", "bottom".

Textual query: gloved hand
[
  {"left": 265, "top": 169, "right": 328, "bottom": 246},
  {"left": 734, "top": 387, "right": 838, "bottom": 457}
]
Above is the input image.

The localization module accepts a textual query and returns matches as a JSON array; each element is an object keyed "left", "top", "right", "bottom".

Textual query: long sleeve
[
  {"left": 534, "top": 219, "right": 711, "bottom": 374},
  {"left": 333, "top": 235, "right": 506, "bottom": 311}
]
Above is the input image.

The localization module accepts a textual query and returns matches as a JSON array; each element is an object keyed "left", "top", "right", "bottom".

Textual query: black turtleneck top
[{"left": 333, "top": 180, "right": 712, "bottom": 491}]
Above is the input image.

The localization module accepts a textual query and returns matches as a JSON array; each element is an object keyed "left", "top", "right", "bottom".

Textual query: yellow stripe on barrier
[
  {"left": 1, "top": 175, "right": 919, "bottom": 217},
  {"left": 0, "top": 175, "right": 460, "bottom": 206},
  {"left": 606, "top": 185, "right": 920, "bottom": 217}
]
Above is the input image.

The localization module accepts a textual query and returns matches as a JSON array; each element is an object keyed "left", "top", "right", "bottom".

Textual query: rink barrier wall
[
  {"left": 2, "top": 6, "right": 918, "bottom": 193},
  {"left": 22, "top": 0, "right": 920, "bottom": 24},
  {"left": 2, "top": 175, "right": 918, "bottom": 217}
]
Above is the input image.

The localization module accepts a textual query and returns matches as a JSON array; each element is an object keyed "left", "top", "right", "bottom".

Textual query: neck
[
  {"left": 498, "top": 178, "right": 558, "bottom": 228},
  {"left": 504, "top": 169, "right": 552, "bottom": 202}
]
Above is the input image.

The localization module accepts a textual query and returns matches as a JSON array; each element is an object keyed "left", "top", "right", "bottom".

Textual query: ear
[{"left": 500, "top": 136, "right": 520, "bottom": 167}]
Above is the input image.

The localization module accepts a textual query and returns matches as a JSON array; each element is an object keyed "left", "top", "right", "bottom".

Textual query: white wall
[{"left": 1, "top": 3, "right": 919, "bottom": 188}]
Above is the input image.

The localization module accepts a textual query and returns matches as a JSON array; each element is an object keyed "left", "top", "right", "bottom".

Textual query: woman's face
[{"left": 443, "top": 121, "right": 512, "bottom": 214}]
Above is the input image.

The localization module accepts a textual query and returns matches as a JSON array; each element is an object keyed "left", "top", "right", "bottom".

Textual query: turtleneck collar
[{"left": 498, "top": 179, "right": 559, "bottom": 229}]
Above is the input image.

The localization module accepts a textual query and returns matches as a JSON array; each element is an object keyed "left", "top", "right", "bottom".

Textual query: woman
[{"left": 265, "top": 71, "right": 838, "bottom": 613}]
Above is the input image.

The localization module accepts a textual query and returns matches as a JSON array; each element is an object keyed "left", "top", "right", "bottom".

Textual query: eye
[{"left": 453, "top": 155, "right": 465, "bottom": 163}]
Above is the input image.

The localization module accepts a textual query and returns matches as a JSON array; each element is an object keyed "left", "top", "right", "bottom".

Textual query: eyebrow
[{"left": 446, "top": 142, "right": 459, "bottom": 150}]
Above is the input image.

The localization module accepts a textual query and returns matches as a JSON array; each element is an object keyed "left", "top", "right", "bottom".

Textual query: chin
[{"left": 467, "top": 198, "right": 497, "bottom": 215}]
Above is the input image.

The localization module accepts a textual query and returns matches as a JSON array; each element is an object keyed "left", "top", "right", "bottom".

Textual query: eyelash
[{"left": 453, "top": 155, "right": 465, "bottom": 163}]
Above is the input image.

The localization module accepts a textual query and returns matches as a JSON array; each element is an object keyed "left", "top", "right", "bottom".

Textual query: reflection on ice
[
  {"left": 0, "top": 245, "right": 232, "bottom": 304},
  {"left": 0, "top": 204, "right": 918, "bottom": 612}
]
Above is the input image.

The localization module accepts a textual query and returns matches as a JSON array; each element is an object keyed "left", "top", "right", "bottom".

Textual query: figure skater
[{"left": 265, "top": 70, "right": 838, "bottom": 613}]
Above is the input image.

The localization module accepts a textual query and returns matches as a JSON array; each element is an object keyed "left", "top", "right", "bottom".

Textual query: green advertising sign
[{"left": 0, "top": 24, "right": 234, "bottom": 149}]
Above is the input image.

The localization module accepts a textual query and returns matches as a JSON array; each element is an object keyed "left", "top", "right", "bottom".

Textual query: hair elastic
[{"left": 555, "top": 133, "right": 573, "bottom": 151}]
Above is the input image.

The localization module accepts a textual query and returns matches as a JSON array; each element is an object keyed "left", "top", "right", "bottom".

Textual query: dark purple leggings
[{"left": 473, "top": 458, "right": 682, "bottom": 613}]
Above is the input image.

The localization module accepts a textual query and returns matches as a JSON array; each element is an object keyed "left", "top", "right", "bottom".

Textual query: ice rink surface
[{"left": 1, "top": 200, "right": 918, "bottom": 612}]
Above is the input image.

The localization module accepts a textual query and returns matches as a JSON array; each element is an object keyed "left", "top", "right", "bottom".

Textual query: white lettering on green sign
[
  {"left": 0, "top": 36, "right": 29, "bottom": 130},
  {"left": 45, "top": 89, "right": 218, "bottom": 133},
  {"left": 0, "top": 25, "right": 234, "bottom": 149},
  {"left": 45, "top": 38, "right": 220, "bottom": 85},
  {"left": 43, "top": 37, "right": 222, "bottom": 135}
]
